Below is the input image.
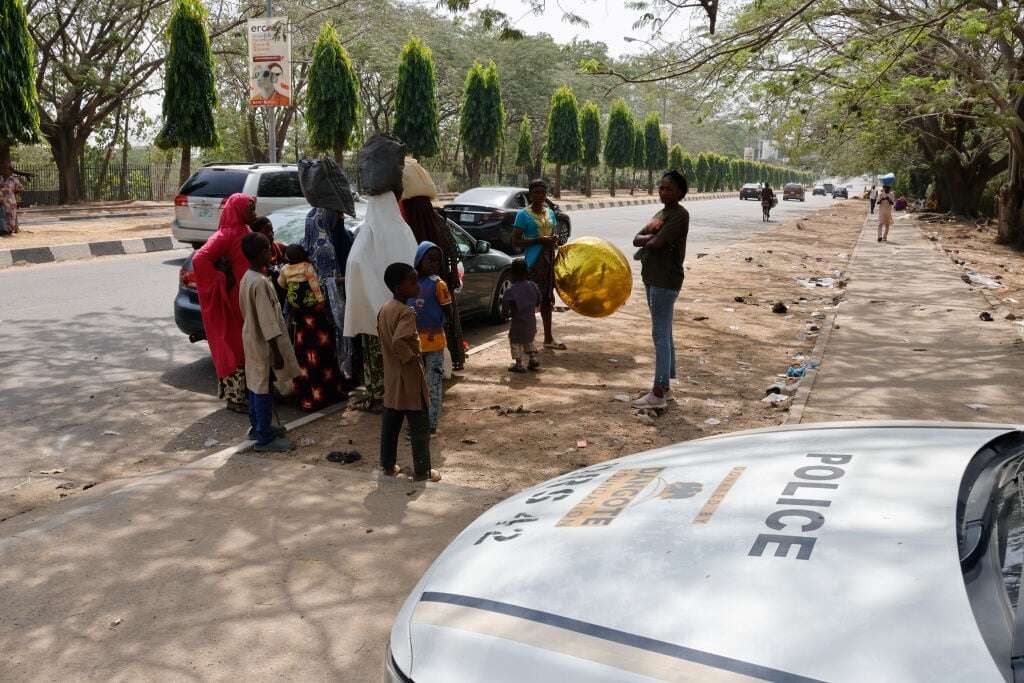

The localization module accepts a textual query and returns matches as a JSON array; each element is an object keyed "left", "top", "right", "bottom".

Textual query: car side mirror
[{"left": 474, "top": 240, "right": 491, "bottom": 254}]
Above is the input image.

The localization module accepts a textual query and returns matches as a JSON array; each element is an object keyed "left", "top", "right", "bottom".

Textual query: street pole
[{"left": 266, "top": 0, "right": 277, "bottom": 164}]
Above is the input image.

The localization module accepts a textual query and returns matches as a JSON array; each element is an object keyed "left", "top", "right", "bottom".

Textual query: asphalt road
[{"left": 0, "top": 194, "right": 834, "bottom": 519}]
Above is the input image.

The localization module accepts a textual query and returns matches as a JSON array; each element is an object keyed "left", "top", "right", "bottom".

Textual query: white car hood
[{"left": 392, "top": 424, "right": 1020, "bottom": 682}]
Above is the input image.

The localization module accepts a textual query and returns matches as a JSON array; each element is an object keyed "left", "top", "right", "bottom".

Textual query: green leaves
[
  {"left": 394, "top": 36, "right": 440, "bottom": 158},
  {"left": 546, "top": 85, "right": 581, "bottom": 165},
  {"left": 580, "top": 101, "right": 602, "bottom": 168},
  {"left": 460, "top": 60, "right": 504, "bottom": 159},
  {"left": 305, "top": 22, "right": 360, "bottom": 157},
  {"left": 155, "top": 0, "right": 217, "bottom": 150},
  {"left": 0, "top": 0, "right": 40, "bottom": 148},
  {"left": 603, "top": 98, "right": 633, "bottom": 169},
  {"left": 515, "top": 115, "right": 533, "bottom": 170},
  {"left": 643, "top": 113, "right": 667, "bottom": 171}
]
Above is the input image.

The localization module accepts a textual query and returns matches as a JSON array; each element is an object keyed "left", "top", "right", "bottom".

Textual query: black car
[
  {"left": 832, "top": 186, "right": 849, "bottom": 198},
  {"left": 441, "top": 187, "right": 571, "bottom": 255},
  {"left": 739, "top": 183, "right": 762, "bottom": 200},
  {"left": 174, "top": 203, "right": 518, "bottom": 342}
]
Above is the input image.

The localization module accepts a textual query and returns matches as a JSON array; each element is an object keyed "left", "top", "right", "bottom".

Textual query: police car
[{"left": 387, "top": 422, "right": 1024, "bottom": 682}]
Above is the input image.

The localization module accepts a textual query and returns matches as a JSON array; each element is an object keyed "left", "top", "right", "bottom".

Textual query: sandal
[
  {"left": 508, "top": 364, "right": 527, "bottom": 374},
  {"left": 413, "top": 469, "right": 442, "bottom": 483},
  {"left": 528, "top": 361, "right": 541, "bottom": 371},
  {"left": 382, "top": 465, "right": 403, "bottom": 477},
  {"left": 544, "top": 341, "right": 567, "bottom": 350}
]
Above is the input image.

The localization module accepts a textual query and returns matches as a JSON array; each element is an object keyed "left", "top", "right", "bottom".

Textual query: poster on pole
[{"left": 247, "top": 18, "right": 291, "bottom": 107}]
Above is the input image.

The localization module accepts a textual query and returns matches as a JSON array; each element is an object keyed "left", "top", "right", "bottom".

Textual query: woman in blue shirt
[{"left": 510, "top": 179, "right": 566, "bottom": 349}]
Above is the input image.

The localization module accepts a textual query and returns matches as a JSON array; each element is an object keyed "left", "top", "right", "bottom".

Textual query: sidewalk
[{"left": 797, "top": 214, "right": 1024, "bottom": 424}]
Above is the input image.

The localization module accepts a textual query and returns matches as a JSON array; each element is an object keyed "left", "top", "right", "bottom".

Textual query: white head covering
[{"left": 344, "top": 193, "right": 418, "bottom": 336}]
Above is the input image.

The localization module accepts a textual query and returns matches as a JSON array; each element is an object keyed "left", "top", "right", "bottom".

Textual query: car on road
[
  {"left": 782, "top": 183, "right": 806, "bottom": 201},
  {"left": 172, "top": 163, "right": 309, "bottom": 247},
  {"left": 832, "top": 186, "right": 850, "bottom": 199},
  {"left": 823, "top": 183, "right": 835, "bottom": 194},
  {"left": 386, "top": 422, "right": 1024, "bottom": 683},
  {"left": 812, "top": 185, "right": 827, "bottom": 196},
  {"left": 739, "top": 182, "right": 762, "bottom": 200},
  {"left": 174, "top": 202, "right": 517, "bottom": 341},
  {"left": 441, "top": 187, "right": 571, "bottom": 256}
]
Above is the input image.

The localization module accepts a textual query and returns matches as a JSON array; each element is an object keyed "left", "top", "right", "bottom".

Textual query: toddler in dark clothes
[{"left": 501, "top": 259, "right": 542, "bottom": 373}]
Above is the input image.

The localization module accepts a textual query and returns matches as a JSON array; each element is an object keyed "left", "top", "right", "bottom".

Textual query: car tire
[
  {"left": 489, "top": 272, "right": 513, "bottom": 324},
  {"left": 556, "top": 219, "right": 571, "bottom": 246}
]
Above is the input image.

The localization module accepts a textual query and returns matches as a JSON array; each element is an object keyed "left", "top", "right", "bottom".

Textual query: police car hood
[{"left": 392, "top": 423, "right": 1019, "bottom": 683}]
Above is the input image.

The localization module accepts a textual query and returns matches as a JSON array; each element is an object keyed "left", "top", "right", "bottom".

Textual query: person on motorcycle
[{"left": 760, "top": 184, "right": 776, "bottom": 222}]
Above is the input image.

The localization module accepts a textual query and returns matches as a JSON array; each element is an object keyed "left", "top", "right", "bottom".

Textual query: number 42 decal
[{"left": 473, "top": 513, "right": 539, "bottom": 545}]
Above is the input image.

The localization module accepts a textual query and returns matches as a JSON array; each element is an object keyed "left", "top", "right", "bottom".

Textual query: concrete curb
[
  {"left": 560, "top": 191, "right": 735, "bottom": 212},
  {"left": 785, "top": 215, "right": 869, "bottom": 425},
  {"left": 0, "top": 235, "right": 187, "bottom": 269}
]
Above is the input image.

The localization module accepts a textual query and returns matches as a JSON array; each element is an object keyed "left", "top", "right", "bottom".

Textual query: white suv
[{"left": 172, "top": 163, "right": 309, "bottom": 246}]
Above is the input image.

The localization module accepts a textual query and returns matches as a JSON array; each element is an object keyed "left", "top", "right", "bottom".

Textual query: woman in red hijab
[{"left": 193, "top": 193, "right": 256, "bottom": 412}]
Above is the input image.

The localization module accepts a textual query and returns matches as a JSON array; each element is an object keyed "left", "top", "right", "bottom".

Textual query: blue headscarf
[{"left": 414, "top": 241, "right": 440, "bottom": 269}]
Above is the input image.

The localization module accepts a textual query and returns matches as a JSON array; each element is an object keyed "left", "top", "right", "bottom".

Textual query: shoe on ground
[
  {"left": 254, "top": 437, "right": 295, "bottom": 453},
  {"left": 247, "top": 425, "right": 286, "bottom": 440},
  {"left": 632, "top": 391, "right": 668, "bottom": 409},
  {"left": 413, "top": 469, "right": 442, "bottom": 483}
]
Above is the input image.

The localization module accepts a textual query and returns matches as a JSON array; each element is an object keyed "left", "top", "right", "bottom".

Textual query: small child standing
[
  {"left": 239, "top": 232, "right": 300, "bottom": 451},
  {"left": 501, "top": 259, "right": 541, "bottom": 373},
  {"left": 379, "top": 262, "right": 441, "bottom": 482},
  {"left": 277, "top": 244, "right": 325, "bottom": 311},
  {"left": 408, "top": 242, "right": 453, "bottom": 434}
]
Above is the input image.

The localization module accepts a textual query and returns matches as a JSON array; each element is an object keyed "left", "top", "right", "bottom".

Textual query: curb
[
  {"left": 0, "top": 235, "right": 187, "bottom": 269},
  {"left": 560, "top": 192, "right": 734, "bottom": 212},
  {"left": 785, "top": 214, "right": 870, "bottom": 425}
]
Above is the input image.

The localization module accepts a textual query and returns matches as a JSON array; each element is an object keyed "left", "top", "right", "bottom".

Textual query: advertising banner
[{"left": 247, "top": 18, "right": 291, "bottom": 107}]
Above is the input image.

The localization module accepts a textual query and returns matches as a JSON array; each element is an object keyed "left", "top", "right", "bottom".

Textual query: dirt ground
[
  {"left": 261, "top": 202, "right": 866, "bottom": 495},
  {"left": 917, "top": 215, "right": 1024, "bottom": 323},
  {"left": 4, "top": 203, "right": 174, "bottom": 249}
]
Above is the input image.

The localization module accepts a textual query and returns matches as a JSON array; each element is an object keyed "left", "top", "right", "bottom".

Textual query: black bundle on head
[
  {"left": 384, "top": 262, "right": 416, "bottom": 293},
  {"left": 285, "top": 244, "right": 307, "bottom": 264},
  {"left": 241, "top": 232, "right": 270, "bottom": 262},
  {"left": 528, "top": 178, "right": 548, "bottom": 191}
]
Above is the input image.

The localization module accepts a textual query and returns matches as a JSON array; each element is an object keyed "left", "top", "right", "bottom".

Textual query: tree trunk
[
  {"left": 647, "top": 168, "right": 654, "bottom": 195},
  {"left": 468, "top": 155, "right": 481, "bottom": 187},
  {"left": 179, "top": 146, "right": 191, "bottom": 187},
  {"left": 998, "top": 133, "right": 1024, "bottom": 248},
  {"left": 609, "top": 167, "right": 616, "bottom": 197},
  {"left": 554, "top": 163, "right": 562, "bottom": 199},
  {"left": 48, "top": 128, "right": 86, "bottom": 204},
  {"left": 0, "top": 142, "right": 10, "bottom": 168},
  {"left": 584, "top": 166, "right": 592, "bottom": 197},
  {"left": 334, "top": 144, "right": 345, "bottom": 169},
  {"left": 119, "top": 109, "right": 130, "bottom": 201}
]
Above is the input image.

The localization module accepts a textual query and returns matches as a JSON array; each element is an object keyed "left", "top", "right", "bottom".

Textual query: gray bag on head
[
  {"left": 357, "top": 134, "right": 406, "bottom": 196},
  {"left": 298, "top": 157, "right": 356, "bottom": 217}
]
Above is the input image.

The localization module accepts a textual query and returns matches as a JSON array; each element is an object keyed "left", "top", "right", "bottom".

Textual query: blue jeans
[
  {"left": 423, "top": 350, "right": 444, "bottom": 430},
  {"left": 645, "top": 285, "right": 678, "bottom": 390},
  {"left": 248, "top": 391, "right": 275, "bottom": 446}
]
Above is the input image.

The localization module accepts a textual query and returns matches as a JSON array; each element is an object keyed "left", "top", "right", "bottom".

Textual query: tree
[
  {"left": 155, "top": 0, "right": 218, "bottom": 186},
  {"left": 306, "top": 22, "right": 360, "bottom": 167},
  {"left": 681, "top": 155, "right": 695, "bottom": 186},
  {"left": 515, "top": 115, "right": 534, "bottom": 183},
  {"left": 669, "top": 144, "right": 685, "bottom": 173},
  {"left": 643, "top": 114, "right": 665, "bottom": 194},
  {"left": 579, "top": 101, "right": 602, "bottom": 197},
  {"left": 546, "top": 85, "right": 581, "bottom": 198},
  {"left": 603, "top": 99, "right": 633, "bottom": 197},
  {"left": 393, "top": 36, "right": 440, "bottom": 159},
  {"left": 696, "top": 153, "right": 711, "bottom": 193},
  {"left": 0, "top": 0, "right": 38, "bottom": 167},
  {"left": 631, "top": 121, "right": 646, "bottom": 194},
  {"left": 460, "top": 60, "right": 504, "bottom": 186}
]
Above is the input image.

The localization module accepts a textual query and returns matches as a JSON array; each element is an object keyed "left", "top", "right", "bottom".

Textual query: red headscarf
[{"left": 193, "top": 193, "right": 253, "bottom": 379}]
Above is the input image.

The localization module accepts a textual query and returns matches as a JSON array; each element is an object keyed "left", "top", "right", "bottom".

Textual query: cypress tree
[
  {"left": 579, "top": 101, "right": 601, "bottom": 197},
  {"left": 515, "top": 115, "right": 533, "bottom": 183},
  {"left": 602, "top": 99, "right": 632, "bottom": 197},
  {"left": 696, "top": 153, "right": 711, "bottom": 193},
  {"left": 681, "top": 155, "right": 695, "bottom": 187},
  {"left": 0, "top": 0, "right": 38, "bottom": 167},
  {"left": 155, "top": 0, "right": 218, "bottom": 186},
  {"left": 460, "top": 61, "right": 503, "bottom": 187},
  {"left": 393, "top": 36, "right": 440, "bottom": 159},
  {"left": 643, "top": 113, "right": 663, "bottom": 195},
  {"left": 669, "top": 144, "right": 685, "bottom": 173},
  {"left": 545, "top": 85, "right": 581, "bottom": 199},
  {"left": 305, "top": 22, "right": 360, "bottom": 167},
  {"left": 631, "top": 121, "right": 645, "bottom": 195}
]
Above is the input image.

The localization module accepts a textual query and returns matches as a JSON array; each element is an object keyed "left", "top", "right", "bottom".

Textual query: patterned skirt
[
  {"left": 292, "top": 307, "right": 344, "bottom": 412},
  {"left": 218, "top": 367, "right": 248, "bottom": 412}
]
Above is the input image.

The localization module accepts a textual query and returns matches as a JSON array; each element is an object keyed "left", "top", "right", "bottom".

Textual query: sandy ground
[
  {"left": 263, "top": 202, "right": 866, "bottom": 495},
  {"left": 918, "top": 215, "right": 1024, "bottom": 322},
  {"left": 3, "top": 204, "right": 174, "bottom": 249}
]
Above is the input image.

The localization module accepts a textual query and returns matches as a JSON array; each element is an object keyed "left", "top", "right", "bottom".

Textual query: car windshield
[
  {"left": 453, "top": 188, "right": 515, "bottom": 207},
  {"left": 272, "top": 201, "right": 367, "bottom": 245},
  {"left": 180, "top": 169, "right": 247, "bottom": 198},
  {"left": 742, "top": 183, "right": 760, "bottom": 189},
  {"left": 449, "top": 224, "right": 474, "bottom": 256}
]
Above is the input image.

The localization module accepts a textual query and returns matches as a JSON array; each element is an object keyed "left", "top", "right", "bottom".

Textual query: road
[{"left": 0, "top": 195, "right": 834, "bottom": 519}]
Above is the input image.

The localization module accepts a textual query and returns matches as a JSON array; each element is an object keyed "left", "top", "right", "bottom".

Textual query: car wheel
[
  {"left": 555, "top": 219, "right": 571, "bottom": 246},
  {"left": 489, "top": 272, "right": 513, "bottom": 323}
]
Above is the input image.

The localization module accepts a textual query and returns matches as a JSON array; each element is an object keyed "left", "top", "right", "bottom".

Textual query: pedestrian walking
[
  {"left": 868, "top": 185, "right": 878, "bottom": 215},
  {"left": 501, "top": 259, "right": 541, "bottom": 373},
  {"left": 0, "top": 161, "right": 25, "bottom": 236},
  {"left": 238, "top": 232, "right": 300, "bottom": 451},
  {"left": 408, "top": 242, "right": 453, "bottom": 434},
  {"left": 193, "top": 193, "right": 256, "bottom": 413},
  {"left": 760, "top": 184, "right": 776, "bottom": 222},
  {"left": 877, "top": 185, "right": 895, "bottom": 242},
  {"left": 511, "top": 179, "right": 566, "bottom": 350},
  {"left": 632, "top": 170, "right": 690, "bottom": 409},
  {"left": 378, "top": 262, "right": 440, "bottom": 482}
]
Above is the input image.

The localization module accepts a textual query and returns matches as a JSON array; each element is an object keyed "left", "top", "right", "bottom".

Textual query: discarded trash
[
  {"left": 809, "top": 325, "right": 820, "bottom": 332},
  {"left": 1007, "top": 314, "right": 1019, "bottom": 321},
  {"left": 83, "top": 482, "right": 97, "bottom": 491},
  {"left": 962, "top": 271, "right": 1002, "bottom": 289},
  {"left": 772, "top": 302, "right": 788, "bottom": 314},
  {"left": 577, "top": 439, "right": 589, "bottom": 449},
  {"left": 298, "top": 437, "right": 317, "bottom": 448},
  {"left": 980, "top": 312, "right": 994, "bottom": 321},
  {"left": 613, "top": 394, "right": 631, "bottom": 402},
  {"left": 787, "top": 366, "right": 806, "bottom": 378},
  {"left": 693, "top": 315, "right": 709, "bottom": 321},
  {"left": 636, "top": 414, "right": 657, "bottom": 426},
  {"left": 39, "top": 468, "right": 65, "bottom": 475},
  {"left": 724, "top": 307, "right": 735, "bottom": 313},
  {"left": 326, "top": 451, "right": 362, "bottom": 464},
  {"left": 607, "top": 358, "right": 619, "bottom": 364},
  {"left": 203, "top": 438, "right": 219, "bottom": 448},
  {"left": 55, "top": 482, "right": 75, "bottom": 490},
  {"left": 110, "top": 618, "right": 122, "bottom": 629},
  {"left": 796, "top": 276, "right": 835, "bottom": 288},
  {"left": 965, "top": 404, "right": 989, "bottom": 412},
  {"left": 744, "top": 257, "right": 754, "bottom": 263},
  {"left": 704, "top": 418, "right": 721, "bottom": 426},
  {"left": 491, "top": 404, "right": 542, "bottom": 416},
  {"left": 762, "top": 394, "right": 789, "bottom": 405},
  {"left": 461, "top": 438, "right": 478, "bottom": 445},
  {"left": 102, "top": 430, "right": 120, "bottom": 437}
]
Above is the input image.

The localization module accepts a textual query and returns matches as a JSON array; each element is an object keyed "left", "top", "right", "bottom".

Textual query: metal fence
[{"left": 16, "top": 160, "right": 182, "bottom": 206}]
